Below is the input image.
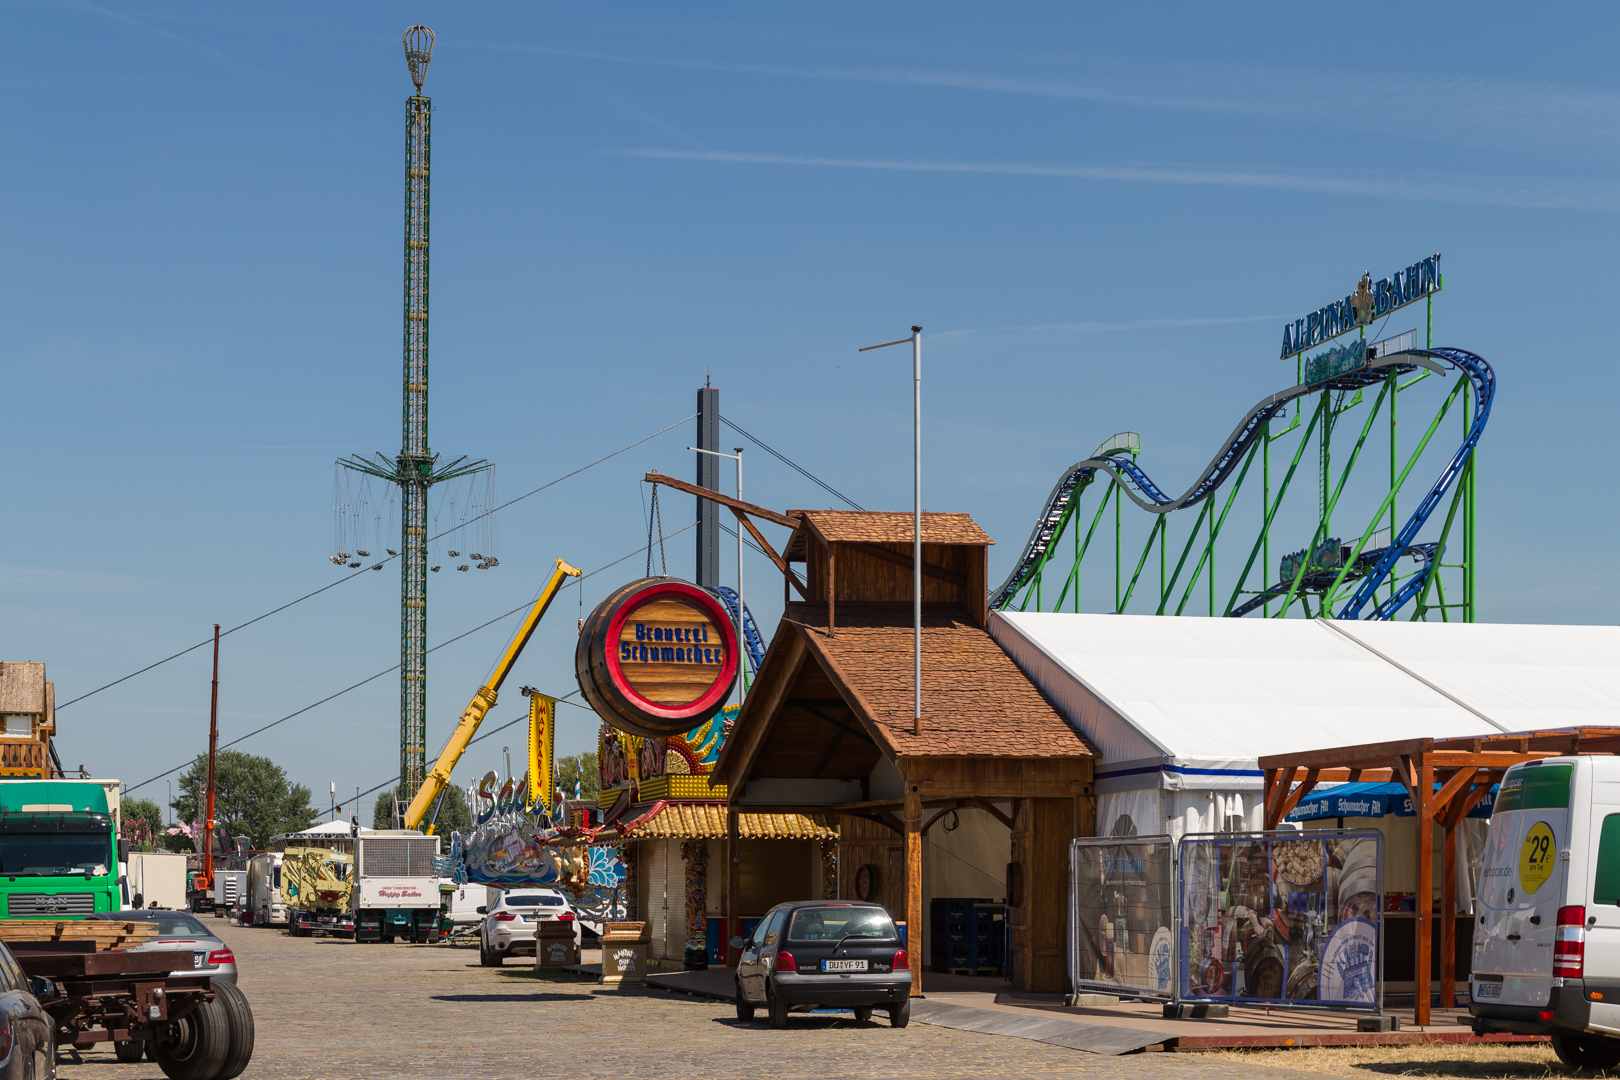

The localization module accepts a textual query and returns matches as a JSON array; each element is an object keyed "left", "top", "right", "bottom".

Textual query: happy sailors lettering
[{"left": 615, "top": 597, "right": 727, "bottom": 707}]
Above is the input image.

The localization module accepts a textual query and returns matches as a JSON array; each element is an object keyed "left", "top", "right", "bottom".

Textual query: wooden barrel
[{"left": 576, "top": 577, "right": 739, "bottom": 738}]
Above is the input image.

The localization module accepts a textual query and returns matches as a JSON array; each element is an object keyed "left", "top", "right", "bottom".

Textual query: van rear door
[{"left": 1474, "top": 761, "right": 1572, "bottom": 1008}]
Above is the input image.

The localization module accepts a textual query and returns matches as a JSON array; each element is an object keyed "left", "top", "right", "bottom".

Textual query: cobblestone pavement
[{"left": 56, "top": 920, "right": 1334, "bottom": 1080}]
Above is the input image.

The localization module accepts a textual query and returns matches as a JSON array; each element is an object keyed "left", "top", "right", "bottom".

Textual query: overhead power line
[
  {"left": 721, "top": 416, "right": 864, "bottom": 511},
  {"left": 59, "top": 414, "right": 695, "bottom": 713},
  {"left": 121, "top": 524, "right": 693, "bottom": 796}
]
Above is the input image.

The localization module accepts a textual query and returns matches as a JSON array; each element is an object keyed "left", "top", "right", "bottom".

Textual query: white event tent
[{"left": 989, "top": 612, "right": 1620, "bottom": 841}]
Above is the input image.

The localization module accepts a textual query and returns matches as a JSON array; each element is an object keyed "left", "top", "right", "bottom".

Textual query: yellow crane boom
[{"left": 403, "top": 557, "right": 581, "bottom": 831}]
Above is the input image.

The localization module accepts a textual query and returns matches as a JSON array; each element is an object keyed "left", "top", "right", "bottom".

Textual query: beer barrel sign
[{"left": 576, "top": 577, "right": 739, "bottom": 738}]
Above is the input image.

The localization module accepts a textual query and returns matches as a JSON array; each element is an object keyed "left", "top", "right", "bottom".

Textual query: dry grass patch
[{"left": 1199, "top": 1042, "right": 1603, "bottom": 1080}]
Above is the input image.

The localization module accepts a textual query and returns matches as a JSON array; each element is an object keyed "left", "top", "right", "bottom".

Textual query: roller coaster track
[
  {"left": 704, "top": 585, "right": 766, "bottom": 671},
  {"left": 989, "top": 347, "right": 1494, "bottom": 620}
]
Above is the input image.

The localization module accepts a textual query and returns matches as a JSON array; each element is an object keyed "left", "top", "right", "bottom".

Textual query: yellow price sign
[{"left": 1519, "top": 822, "right": 1556, "bottom": 894}]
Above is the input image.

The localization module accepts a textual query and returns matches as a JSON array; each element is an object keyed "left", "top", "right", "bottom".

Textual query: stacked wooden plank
[{"left": 0, "top": 920, "right": 159, "bottom": 951}]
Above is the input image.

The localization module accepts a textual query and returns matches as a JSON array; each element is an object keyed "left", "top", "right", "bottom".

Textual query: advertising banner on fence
[
  {"left": 1071, "top": 836, "right": 1176, "bottom": 1000},
  {"left": 1179, "top": 831, "right": 1382, "bottom": 1009}
]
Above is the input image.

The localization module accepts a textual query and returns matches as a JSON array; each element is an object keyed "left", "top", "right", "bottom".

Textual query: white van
[
  {"left": 246, "top": 852, "right": 287, "bottom": 927},
  {"left": 1472, "top": 756, "right": 1620, "bottom": 1068}
]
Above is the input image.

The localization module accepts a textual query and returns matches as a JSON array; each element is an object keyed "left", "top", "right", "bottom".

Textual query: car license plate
[
  {"left": 194, "top": 952, "right": 206, "bottom": 969},
  {"left": 1475, "top": 982, "right": 1502, "bottom": 999},
  {"left": 822, "top": 959, "right": 868, "bottom": 972}
]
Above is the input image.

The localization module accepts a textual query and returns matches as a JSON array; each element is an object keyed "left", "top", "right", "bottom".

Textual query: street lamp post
[
  {"left": 858, "top": 326, "right": 923, "bottom": 730},
  {"left": 689, "top": 445, "right": 746, "bottom": 706}
]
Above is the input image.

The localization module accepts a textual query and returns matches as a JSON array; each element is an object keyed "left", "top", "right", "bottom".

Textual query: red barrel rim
[{"left": 604, "top": 580, "right": 738, "bottom": 721}]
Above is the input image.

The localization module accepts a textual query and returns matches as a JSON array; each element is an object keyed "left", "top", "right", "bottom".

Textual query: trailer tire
[
  {"left": 212, "top": 981, "right": 255, "bottom": 1080},
  {"left": 114, "top": 1039, "right": 144, "bottom": 1063},
  {"left": 152, "top": 992, "right": 230, "bottom": 1080}
]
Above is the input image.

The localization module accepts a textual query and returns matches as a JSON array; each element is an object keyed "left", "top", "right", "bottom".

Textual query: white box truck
[
  {"left": 246, "top": 852, "right": 287, "bottom": 927},
  {"left": 1472, "top": 757, "right": 1620, "bottom": 1067},
  {"left": 126, "top": 851, "right": 188, "bottom": 910},
  {"left": 352, "top": 830, "right": 441, "bottom": 944}
]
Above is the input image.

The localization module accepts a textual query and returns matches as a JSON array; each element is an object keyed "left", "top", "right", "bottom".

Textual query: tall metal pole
[
  {"left": 203, "top": 623, "right": 220, "bottom": 894},
  {"left": 400, "top": 28, "right": 435, "bottom": 803},
  {"left": 736, "top": 448, "right": 746, "bottom": 705},
  {"left": 910, "top": 326, "right": 922, "bottom": 726}
]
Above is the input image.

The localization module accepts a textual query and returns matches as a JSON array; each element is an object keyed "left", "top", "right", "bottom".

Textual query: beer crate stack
[{"left": 928, "top": 897, "right": 1007, "bottom": 976}]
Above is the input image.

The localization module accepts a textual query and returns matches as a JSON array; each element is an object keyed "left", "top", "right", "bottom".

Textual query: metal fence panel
[
  {"left": 1177, "top": 830, "right": 1383, "bottom": 1011},
  {"left": 1069, "top": 835, "right": 1176, "bottom": 1000}
]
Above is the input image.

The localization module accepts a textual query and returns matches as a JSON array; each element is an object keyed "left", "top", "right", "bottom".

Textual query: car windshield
[
  {"left": 116, "top": 912, "right": 211, "bottom": 939},
  {"left": 504, "top": 895, "right": 564, "bottom": 907},
  {"left": 786, "top": 906, "right": 896, "bottom": 942},
  {"left": 0, "top": 834, "right": 110, "bottom": 877}
]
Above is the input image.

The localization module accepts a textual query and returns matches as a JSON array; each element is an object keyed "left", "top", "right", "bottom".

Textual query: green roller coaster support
[
  {"left": 1119, "top": 514, "right": 1166, "bottom": 613},
  {"left": 1176, "top": 437, "right": 1260, "bottom": 616},
  {"left": 1224, "top": 402, "right": 1322, "bottom": 616}
]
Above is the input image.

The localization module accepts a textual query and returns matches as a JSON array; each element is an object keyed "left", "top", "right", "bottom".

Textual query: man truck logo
[
  {"left": 1519, "top": 822, "right": 1556, "bottom": 894},
  {"left": 40, "top": 896, "right": 68, "bottom": 912}
]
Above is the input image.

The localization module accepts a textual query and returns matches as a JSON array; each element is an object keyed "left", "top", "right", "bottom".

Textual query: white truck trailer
[
  {"left": 126, "top": 851, "right": 188, "bottom": 910},
  {"left": 245, "top": 852, "right": 287, "bottom": 927},
  {"left": 352, "top": 830, "right": 441, "bottom": 944}
]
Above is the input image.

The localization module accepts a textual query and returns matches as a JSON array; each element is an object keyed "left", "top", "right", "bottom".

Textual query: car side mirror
[
  {"left": 117, "top": 840, "right": 131, "bottom": 864},
  {"left": 29, "top": 977, "right": 54, "bottom": 1000},
  {"left": 476, "top": 906, "right": 487, "bottom": 915},
  {"left": 730, "top": 936, "right": 745, "bottom": 949}
]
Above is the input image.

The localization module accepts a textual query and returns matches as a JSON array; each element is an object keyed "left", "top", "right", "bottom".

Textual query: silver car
[{"left": 92, "top": 910, "right": 238, "bottom": 985}]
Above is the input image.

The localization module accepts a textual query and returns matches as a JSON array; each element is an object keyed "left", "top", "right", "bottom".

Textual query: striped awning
[{"left": 619, "top": 802, "right": 836, "bottom": 841}]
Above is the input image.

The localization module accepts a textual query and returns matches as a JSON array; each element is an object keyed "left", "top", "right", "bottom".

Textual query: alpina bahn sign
[
  {"left": 576, "top": 578, "right": 739, "bottom": 739},
  {"left": 1281, "top": 254, "right": 1441, "bottom": 360}
]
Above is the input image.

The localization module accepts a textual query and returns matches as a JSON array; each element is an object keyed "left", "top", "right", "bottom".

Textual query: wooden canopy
[{"left": 1259, "top": 728, "right": 1620, "bottom": 1024}]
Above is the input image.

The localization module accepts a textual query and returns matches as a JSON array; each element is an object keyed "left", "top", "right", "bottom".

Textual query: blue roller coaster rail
[
  {"left": 990, "top": 311, "right": 1490, "bottom": 623},
  {"left": 705, "top": 585, "right": 767, "bottom": 683}
]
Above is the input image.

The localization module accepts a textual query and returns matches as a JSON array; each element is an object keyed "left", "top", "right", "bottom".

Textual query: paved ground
[{"left": 54, "top": 919, "right": 1341, "bottom": 1080}]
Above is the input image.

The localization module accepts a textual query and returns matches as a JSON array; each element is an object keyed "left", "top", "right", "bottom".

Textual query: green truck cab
[{"left": 0, "top": 780, "right": 126, "bottom": 917}]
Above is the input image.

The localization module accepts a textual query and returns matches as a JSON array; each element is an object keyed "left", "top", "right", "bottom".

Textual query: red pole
[{"left": 202, "top": 624, "right": 220, "bottom": 896}]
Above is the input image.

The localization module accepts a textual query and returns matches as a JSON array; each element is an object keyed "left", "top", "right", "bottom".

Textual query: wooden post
[
  {"left": 1441, "top": 819, "right": 1456, "bottom": 1008},
  {"left": 726, "top": 808, "right": 741, "bottom": 966},
  {"left": 905, "top": 775, "right": 923, "bottom": 998},
  {"left": 1415, "top": 759, "right": 1435, "bottom": 1026},
  {"left": 828, "top": 542, "right": 836, "bottom": 635}
]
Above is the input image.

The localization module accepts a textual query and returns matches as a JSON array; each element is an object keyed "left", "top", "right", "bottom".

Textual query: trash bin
[
  {"left": 599, "top": 921, "right": 650, "bottom": 988},
  {"left": 535, "top": 922, "right": 580, "bottom": 970}
]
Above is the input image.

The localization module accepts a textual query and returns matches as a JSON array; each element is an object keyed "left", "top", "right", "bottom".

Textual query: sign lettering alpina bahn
[
  {"left": 1280, "top": 254, "right": 1441, "bottom": 359},
  {"left": 576, "top": 578, "right": 740, "bottom": 738}
]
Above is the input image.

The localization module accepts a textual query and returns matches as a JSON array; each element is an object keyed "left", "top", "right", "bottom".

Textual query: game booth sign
[{"left": 1071, "top": 831, "right": 1385, "bottom": 1012}]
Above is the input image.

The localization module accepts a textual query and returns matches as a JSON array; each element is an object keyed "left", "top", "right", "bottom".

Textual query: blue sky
[{"left": 6, "top": 2, "right": 1617, "bottom": 813}]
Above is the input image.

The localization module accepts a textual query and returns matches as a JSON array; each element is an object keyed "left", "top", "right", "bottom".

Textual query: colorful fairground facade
[{"left": 593, "top": 706, "right": 837, "bottom": 968}]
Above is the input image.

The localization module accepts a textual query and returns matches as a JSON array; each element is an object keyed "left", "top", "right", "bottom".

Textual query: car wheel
[
  {"left": 853, "top": 1006, "right": 873, "bottom": 1022},
  {"left": 1552, "top": 1033, "right": 1620, "bottom": 1069},
  {"left": 114, "top": 1039, "right": 145, "bottom": 1063},
  {"left": 735, "top": 980, "right": 755, "bottom": 1022},
  {"left": 887, "top": 997, "right": 911, "bottom": 1029},
  {"left": 151, "top": 991, "right": 231, "bottom": 1080},
  {"left": 212, "top": 980, "right": 256, "bottom": 1080},
  {"left": 767, "top": 986, "right": 789, "bottom": 1030},
  {"left": 479, "top": 935, "right": 498, "bottom": 967}
]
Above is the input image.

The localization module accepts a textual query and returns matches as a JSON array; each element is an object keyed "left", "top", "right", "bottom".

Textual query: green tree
[
  {"left": 557, "top": 752, "right": 598, "bottom": 803},
  {"left": 171, "top": 751, "right": 316, "bottom": 850},
  {"left": 121, "top": 797, "right": 165, "bottom": 851},
  {"left": 372, "top": 785, "right": 472, "bottom": 833}
]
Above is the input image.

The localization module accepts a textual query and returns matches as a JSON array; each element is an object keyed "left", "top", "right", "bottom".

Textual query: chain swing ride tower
[{"left": 340, "top": 27, "right": 490, "bottom": 805}]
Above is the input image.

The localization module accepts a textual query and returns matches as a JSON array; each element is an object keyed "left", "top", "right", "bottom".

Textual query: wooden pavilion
[
  {"left": 691, "top": 501, "right": 1097, "bottom": 994},
  {"left": 1259, "top": 728, "right": 1620, "bottom": 1025}
]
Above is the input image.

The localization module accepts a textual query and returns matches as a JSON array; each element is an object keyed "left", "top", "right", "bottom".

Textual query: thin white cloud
[
  {"left": 471, "top": 40, "right": 1620, "bottom": 155},
  {"left": 57, "top": 0, "right": 234, "bottom": 64},
  {"left": 618, "top": 147, "right": 1620, "bottom": 213}
]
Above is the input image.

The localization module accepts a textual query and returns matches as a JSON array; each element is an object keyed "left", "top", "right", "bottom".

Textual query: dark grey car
[
  {"left": 734, "top": 902, "right": 911, "bottom": 1029},
  {"left": 0, "top": 939, "right": 55, "bottom": 1078}
]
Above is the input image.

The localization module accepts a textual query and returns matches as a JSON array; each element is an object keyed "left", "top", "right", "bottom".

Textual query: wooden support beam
[
  {"left": 729, "top": 506, "right": 807, "bottom": 597},
  {"left": 970, "top": 797, "right": 1015, "bottom": 831},
  {"left": 828, "top": 542, "right": 836, "bottom": 634},
  {"left": 1442, "top": 818, "right": 1457, "bottom": 1009},
  {"left": 844, "top": 541, "right": 967, "bottom": 587},
  {"left": 876, "top": 810, "right": 905, "bottom": 835},
  {"left": 1416, "top": 759, "right": 1435, "bottom": 1027},
  {"left": 644, "top": 471, "right": 799, "bottom": 527},
  {"left": 1264, "top": 766, "right": 1298, "bottom": 830},
  {"left": 1276, "top": 767, "right": 1321, "bottom": 824},
  {"left": 905, "top": 777, "right": 923, "bottom": 998},
  {"left": 1431, "top": 766, "right": 1478, "bottom": 822},
  {"left": 1389, "top": 754, "right": 1419, "bottom": 805}
]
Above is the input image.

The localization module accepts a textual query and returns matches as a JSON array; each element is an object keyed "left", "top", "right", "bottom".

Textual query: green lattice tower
[{"left": 342, "top": 28, "right": 489, "bottom": 805}]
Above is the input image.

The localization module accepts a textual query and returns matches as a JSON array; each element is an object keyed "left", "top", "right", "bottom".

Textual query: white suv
[{"left": 478, "top": 888, "right": 578, "bottom": 966}]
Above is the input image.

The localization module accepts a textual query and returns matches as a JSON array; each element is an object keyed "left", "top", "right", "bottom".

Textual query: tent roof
[
  {"left": 274, "top": 820, "right": 371, "bottom": 842},
  {"left": 988, "top": 614, "right": 1620, "bottom": 785}
]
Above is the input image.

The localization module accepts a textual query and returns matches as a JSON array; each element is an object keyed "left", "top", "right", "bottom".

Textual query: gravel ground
[{"left": 54, "top": 918, "right": 1341, "bottom": 1080}]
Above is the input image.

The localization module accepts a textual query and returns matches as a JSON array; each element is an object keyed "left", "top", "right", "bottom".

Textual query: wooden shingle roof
[
  {"left": 0, "top": 664, "right": 45, "bottom": 715},
  {"left": 790, "top": 511, "right": 993, "bottom": 547},
  {"left": 620, "top": 803, "right": 836, "bottom": 840},
  {"left": 785, "top": 604, "right": 1093, "bottom": 759}
]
